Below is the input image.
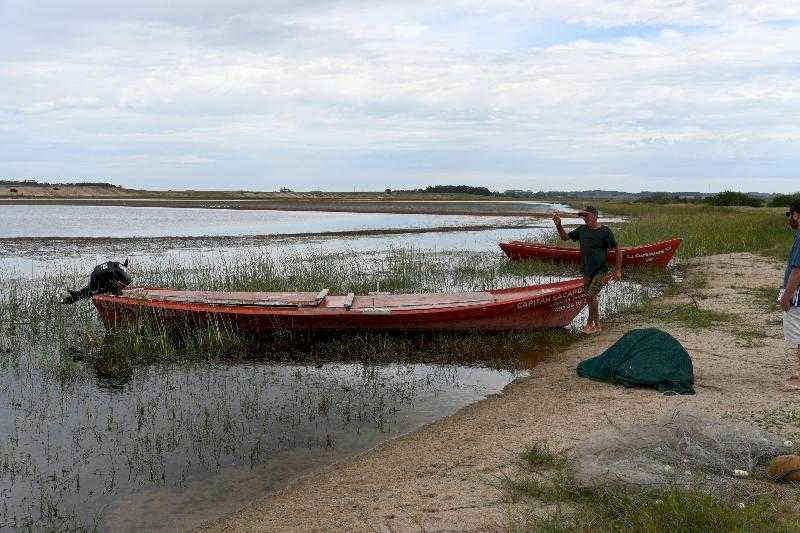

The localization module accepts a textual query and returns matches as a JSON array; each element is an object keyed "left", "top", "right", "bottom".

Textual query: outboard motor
[{"left": 61, "top": 259, "right": 133, "bottom": 304}]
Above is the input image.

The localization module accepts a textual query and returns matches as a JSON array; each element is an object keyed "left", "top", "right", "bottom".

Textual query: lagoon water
[
  {"left": 0, "top": 201, "right": 599, "bottom": 530},
  {"left": 0, "top": 203, "right": 565, "bottom": 238},
  {"left": 0, "top": 350, "right": 522, "bottom": 531},
  {"left": 0, "top": 204, "right": 582, "bottom": 275}
]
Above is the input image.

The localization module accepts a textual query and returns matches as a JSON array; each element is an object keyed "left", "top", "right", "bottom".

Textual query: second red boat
[{"left": 499, "top": 238, "right": 681, "bottom": 268}]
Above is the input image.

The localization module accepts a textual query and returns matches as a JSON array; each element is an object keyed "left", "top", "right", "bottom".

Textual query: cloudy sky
[{"left": 1, "top": 1, "right": 799, "bottom": 192}]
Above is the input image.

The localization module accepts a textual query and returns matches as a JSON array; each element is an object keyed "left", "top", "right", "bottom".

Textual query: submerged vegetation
[
  {"left": 2, "top": 248, "right": 655, "bottom": 376},
  {"left": 0, "top": 245, "right": 658, "bottom": 529}
]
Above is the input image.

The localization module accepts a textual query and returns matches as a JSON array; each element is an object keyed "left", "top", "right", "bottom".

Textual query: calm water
[
  {"left": 0, "top": 204, "right": 564, "bottom": 238},
  {"left": 0, "top": 349, "right": 521, "bottom": 531},
  {"left": 1, "top": 202, "right": 640, "bottom": 531},
  {"left": 0, "top": 204, "right": 585, "bottom": 275}
]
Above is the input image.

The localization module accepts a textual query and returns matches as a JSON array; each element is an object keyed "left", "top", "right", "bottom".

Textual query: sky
[{"left": 1, "top": 1, "right": 799, "bottom": 193}]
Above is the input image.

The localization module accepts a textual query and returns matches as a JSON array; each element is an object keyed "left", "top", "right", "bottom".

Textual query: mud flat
[
  {"left": 202, "top": 252, "right": 800, "bottom": 532},
  {"left": 0, "top": 198, "right": 565, "bottom": 217}
]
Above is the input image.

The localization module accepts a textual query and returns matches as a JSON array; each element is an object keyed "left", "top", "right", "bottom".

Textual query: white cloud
[{"left": 0, "top": 1, "right": 799, "bottom": 190}]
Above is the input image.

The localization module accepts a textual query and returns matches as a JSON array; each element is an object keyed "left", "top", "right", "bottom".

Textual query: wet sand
[
  {"left": 200, "top": 253, "right": 799, "bottom": 532},
  {"left": 0, "top": 223, "right": 535, "bottom": 246},
  {"left": 0, "top": 198, "right": 560, "bottom": 217}
]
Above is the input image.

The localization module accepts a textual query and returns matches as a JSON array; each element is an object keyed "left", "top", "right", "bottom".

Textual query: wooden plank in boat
[
  {"left": 125, "top": 289, "right": 328, "bottom": 307},
  {"left": 352, "top": 292, "right": 494, "bottom": 310}
]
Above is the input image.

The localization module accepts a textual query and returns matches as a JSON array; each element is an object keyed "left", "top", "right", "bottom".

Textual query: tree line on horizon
[
  {"left": 405, "top": 185, "right": 798, "bottom": 207},
  {"left": 1, "top": 179, "right": 118, "bottom": 188}
]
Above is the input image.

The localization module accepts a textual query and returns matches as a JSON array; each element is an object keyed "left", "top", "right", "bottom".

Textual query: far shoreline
[{"left": 0, "top": 197, "right": 568, "bottom": 217}]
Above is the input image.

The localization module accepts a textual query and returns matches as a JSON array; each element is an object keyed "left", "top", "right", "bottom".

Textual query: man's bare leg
[
  {"left": 581, "top": 296, "right": 601, "bottom": 333},
  {"left": 589, "top": 297, "right": 600, "bottom": 329},
  {"left": 791, "top": 346, "right": 800, "bottom": 381},
  {"left": 784, "top": 346, "right": 800, "bottom": 390}
]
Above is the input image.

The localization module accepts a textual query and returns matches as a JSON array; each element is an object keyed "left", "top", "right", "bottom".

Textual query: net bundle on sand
[{"left": 573, "top": 410, "right": 794, "bottom": 492}]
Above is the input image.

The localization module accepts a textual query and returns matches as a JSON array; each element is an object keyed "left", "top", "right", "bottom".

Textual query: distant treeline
[
  {"left": 703, "top": 191, "right": 799, "bottom": 208},
  {"left": 401, "top": 185, "right": 797, "bottom": 206},
  {"left": 632, "top": 190, "right": 799, "bottom": 208},
  {"left": 1, "top": 179, "right": 118, "bottom": 187},
  {"left": 405, "top": 185, "right": 496, "bottom": 196}
]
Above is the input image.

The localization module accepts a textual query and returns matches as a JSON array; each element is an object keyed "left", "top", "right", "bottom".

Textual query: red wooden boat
[
  {"left": 499, "top": 238, "right": 681, "bottom": 268},
  {"left": 92, "top": 279, "right": 591, "bottom": 333}
]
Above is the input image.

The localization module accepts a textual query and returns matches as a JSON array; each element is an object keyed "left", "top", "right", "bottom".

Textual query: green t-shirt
[{"left": 567, "top": 225, "right": 618, "bottom": 277}]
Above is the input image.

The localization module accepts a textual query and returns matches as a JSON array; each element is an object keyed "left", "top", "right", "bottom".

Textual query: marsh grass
[
  {"left": 521, "top": 442, "right": 567, "bottom": 469},
  {"left": 656, "top": 306, "right": 735, "bottom": 330},
  {"left": 505, "top": 444, "right": 800, "bottom": 533},
  {"left": 598, "top": 203, "right": 795, "bottom": 262},
  {"left": 733, "top": 325, "right": 772, "bottom": 348},
  {"left": 747, "top": 286, "right": 781, "bottom": 311},
  {"left": 1, "top": 248, "right": 606, "bottom": 377}
]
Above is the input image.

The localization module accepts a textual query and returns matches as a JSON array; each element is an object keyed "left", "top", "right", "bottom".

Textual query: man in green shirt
[{"left": 552, "top": 206, "right": 622, "bottom": 334}]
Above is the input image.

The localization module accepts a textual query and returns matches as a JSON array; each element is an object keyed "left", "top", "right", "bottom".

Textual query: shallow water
[
  {"left": 0, "top": 205, "right": 587, "bottom": 276},
  {"left": 0, "top": 225, "right": 567, "bottom": 276},
  {"left": 0, "top": 348, "right": 521, "bottom": 531},
  {"left": 0, "top": 202, "right": 653, "bottom": 531},
  {"left": 0, "top": 204, "right": 561, "bottom": 238}
]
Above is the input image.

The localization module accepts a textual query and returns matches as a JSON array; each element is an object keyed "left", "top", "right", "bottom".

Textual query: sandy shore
[{"left": 199, "top": 252, "right": 799, "bottom": 532}]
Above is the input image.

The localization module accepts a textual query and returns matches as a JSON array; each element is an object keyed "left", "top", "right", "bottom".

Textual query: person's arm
[
  {"left": 552, "top": 212, "right": 569, "bottom": 241},
  {"left": 606, "top": 227, "right": 622, "bottom": 279},
  {"left": 613, "top": 246, "right": 623, "bottom": 279},
  {"left": 780, "top": 267, "right": 800, "bottom": 311}
]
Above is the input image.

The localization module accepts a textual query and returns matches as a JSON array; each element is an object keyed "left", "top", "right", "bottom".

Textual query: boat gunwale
[
  {"left": 502, "top": 237, "right": 682, "bottom": 253},
  {"left": 93, "top": 278, "right": 586, "bottom": 316}
]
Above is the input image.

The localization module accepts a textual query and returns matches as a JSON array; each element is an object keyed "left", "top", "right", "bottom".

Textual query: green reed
[
  {"left": 0, "top": 249, "right": 579, "bottom": 374},
  {"left": 598, "top": 202, "right": 795, "bottom": 261}
]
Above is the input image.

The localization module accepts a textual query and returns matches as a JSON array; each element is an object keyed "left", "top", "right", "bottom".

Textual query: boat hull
[
  {"left": 499, "top": 238, "right": 681, "bottom": 268},
  {"left": 92, "top": 279, "right": 590, "bottom": 333}
]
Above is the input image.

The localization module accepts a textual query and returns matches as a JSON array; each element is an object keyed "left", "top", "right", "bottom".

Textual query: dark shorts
[{"left": 583, "top": 273, "right": 605, "bottom": 300}]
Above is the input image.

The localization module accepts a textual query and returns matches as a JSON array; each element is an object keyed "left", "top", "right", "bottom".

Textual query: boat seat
[
  {"left": 352, "top": 292, "right": 494, "bottom": 311},
  {"left": 125, "top": 288, "right": 330, "bottom": 307}
]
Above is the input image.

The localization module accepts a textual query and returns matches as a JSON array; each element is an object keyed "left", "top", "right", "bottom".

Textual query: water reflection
[{"left": 0, "top": 348, "right": 522, "bottom": 531}]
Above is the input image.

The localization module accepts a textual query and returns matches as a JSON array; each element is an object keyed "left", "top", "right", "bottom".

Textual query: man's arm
[
  {"left": 552, "top": 212, "right": 569, "bottom": 241},
  {"left": 613, "top": 246, "right": 623, "bottom": 279},
  {"left": 781, "top": 267, "right": 800, "bottom": 311}
]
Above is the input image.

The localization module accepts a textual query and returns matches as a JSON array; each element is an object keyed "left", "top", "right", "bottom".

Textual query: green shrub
[
  {"left": 768, "top": 193, "right": 800, "bottom": 207},
  {"left": 705, "top": 191, "right": 763, "bottom": 207}
]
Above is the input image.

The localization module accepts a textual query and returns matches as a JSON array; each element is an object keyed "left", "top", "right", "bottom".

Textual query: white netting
[{"left": 573, "top": 410, "right": 793, "bottom": 492}]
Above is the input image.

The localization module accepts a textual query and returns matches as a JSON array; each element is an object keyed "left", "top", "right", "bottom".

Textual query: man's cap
[
  {"left": 790, "top": 200, "right": 800, "bottom": 215},
  {"left": 579, "top": 205, "right": 598, "bottom": 216}
]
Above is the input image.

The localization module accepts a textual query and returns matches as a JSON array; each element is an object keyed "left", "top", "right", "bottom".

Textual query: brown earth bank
[
  {"left": 0, "top": 197, "right": 561, "bottom": 217},
  {"left": 199, "top": 252, "right": 799, "bottom": 532}
]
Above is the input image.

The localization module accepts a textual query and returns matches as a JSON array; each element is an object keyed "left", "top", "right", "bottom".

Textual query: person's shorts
[
  {"left": 583, "top": 273, "right": 605, "bottom": 300},
  {"left": 784, "top": 306, "right": 800, "bottom": 346}
]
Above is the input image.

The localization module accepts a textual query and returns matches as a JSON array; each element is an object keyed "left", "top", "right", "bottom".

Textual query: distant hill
[{"left": 500, "top": 189, "right": 783, "bottom": 202}]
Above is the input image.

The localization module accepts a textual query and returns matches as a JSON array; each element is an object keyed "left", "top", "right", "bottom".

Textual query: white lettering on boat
[
  {"left": 623, "top": 246, "right": 671, "bottom": 259},
  {"left": 516, "top": 287, "right": 585, "bottom": 311}
]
